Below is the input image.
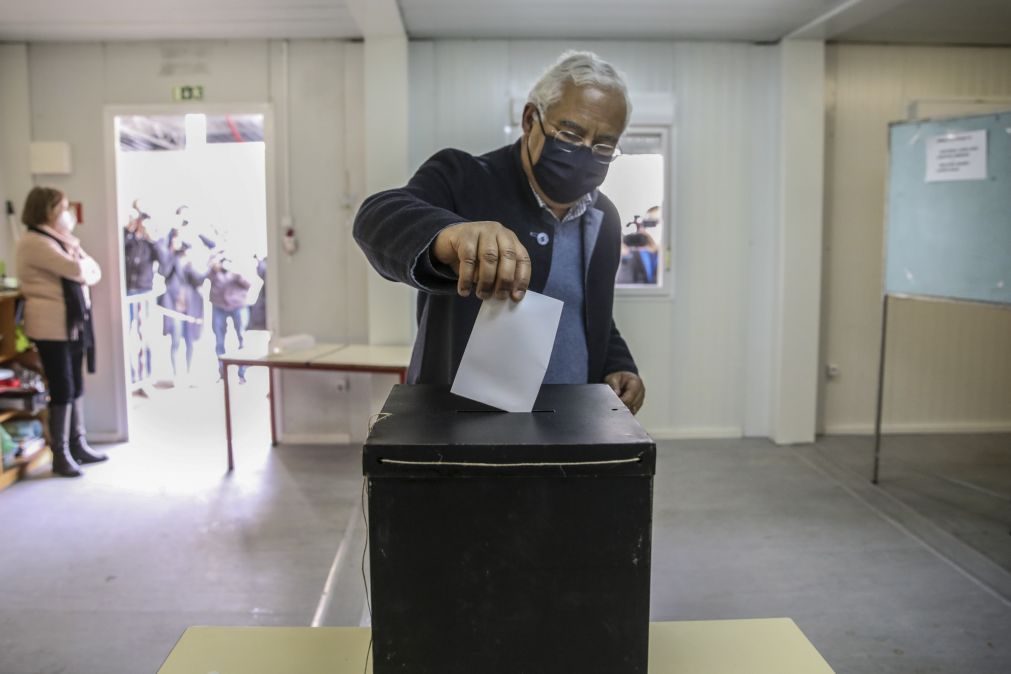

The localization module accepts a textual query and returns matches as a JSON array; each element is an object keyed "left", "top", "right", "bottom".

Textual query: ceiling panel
[
  {"left": 0, "top": 0, "right": 361, "bottom": 41},
  {"left": 398, "top": 0, "right": 847, "bottom": 41},
  {"left": 4, "top": 0, "right": 1006, "bottom": 46},
  {"left": 835, "top": 0, "right": 1011, "bottom": 46}
]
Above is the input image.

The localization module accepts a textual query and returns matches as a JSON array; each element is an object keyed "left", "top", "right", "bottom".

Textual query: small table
[
  {"left": 218, "top": 343, "right": 412, "bottom": 471},
  {"left": 158, "top": 619, "right": 835, "bottom": 673}
]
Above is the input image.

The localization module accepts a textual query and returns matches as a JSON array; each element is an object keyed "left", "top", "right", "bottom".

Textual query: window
[
  {"left": 118, "top": 114, "right": 264, "bottom": 151},
  {"left": 118, "top": 115, "right": 186, "bottom": 151},
  {"left": 600, "top": 128, "right": 671, "bottom": 293}
]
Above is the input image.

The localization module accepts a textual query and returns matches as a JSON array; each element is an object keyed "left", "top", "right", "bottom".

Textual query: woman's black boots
[
  {"left": 69, "top": 397, "right": 107, "bottom": 464},
  {"left": 48, "top": 403, "right": 82, "bottom": 478}
]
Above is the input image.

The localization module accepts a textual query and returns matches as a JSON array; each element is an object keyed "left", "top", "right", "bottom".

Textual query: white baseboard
[
  {"left": 88, "top": 432, "right": 126, "bottom": 444},
  {"left": 277, "top": 432, "right": 353, "bottom": 446},
  {"left": 645, "top": 426, "right": 743, "bottom": 440},
  {"left": 95, "top": 434, "right": 353, "bottom": 444},
  {"left": 89, "top": 431, "right": 353, "bottom": 446},
  {"left": 824, "top": 420, "right": 1011, "bottom": 436}
]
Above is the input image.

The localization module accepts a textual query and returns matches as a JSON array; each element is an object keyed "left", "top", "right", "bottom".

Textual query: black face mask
[{"left": 527, "top": 111, "right": 610, "bottom": 204}]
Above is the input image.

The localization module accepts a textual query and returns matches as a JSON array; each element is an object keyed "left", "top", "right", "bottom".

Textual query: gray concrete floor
[{"left": 0, "top": 384, "right": 1008, "bottom": 673}]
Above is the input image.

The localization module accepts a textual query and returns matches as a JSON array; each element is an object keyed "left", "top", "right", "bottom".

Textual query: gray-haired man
[{"left": 354, "top": 51, "right": 645, "bottom": 414}]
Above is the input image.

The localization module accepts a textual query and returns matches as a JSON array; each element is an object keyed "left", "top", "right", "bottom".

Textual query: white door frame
[{"left": 102, "top": 103, "right": 280, "bottom": 441}]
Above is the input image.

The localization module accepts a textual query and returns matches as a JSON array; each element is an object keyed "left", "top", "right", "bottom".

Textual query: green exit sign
[{"left": 173, "top": 85, "right": 204, "bottom": 101}]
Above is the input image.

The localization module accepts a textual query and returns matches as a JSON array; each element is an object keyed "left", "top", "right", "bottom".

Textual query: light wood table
[
  {"left": 310, "top": 344, "right": 414, "bottom": 377},
  {"left": 217, "top": 343, "right": 412, "bottom": 472},
  {"left": 159, "top": 619, "right": 834, "bottom": 673}
]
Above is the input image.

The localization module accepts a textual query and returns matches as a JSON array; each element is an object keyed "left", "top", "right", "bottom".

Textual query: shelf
[
  {"left": 0, "top": 348, "right": 35, "bottom": 367},
  {"left": 0, "top": 467, "right": 16, "bottom": 490},
  {"left": 1, "top": 439, "right": 49, "bottom": 491},
  {"left": 0, "top": 407, "right": 39, "bottom": 423},
  {"left": 0, "top": 386, "right": 48, "bottom": 417},
  {"left": 12, "top": 438, "right": 47, "bottom": 468},
  {"left": 0, "top": 294, "right": 44, "bottom": 492}
]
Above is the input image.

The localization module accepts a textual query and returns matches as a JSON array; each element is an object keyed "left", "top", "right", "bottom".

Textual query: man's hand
[
  {"left": 604, "top": 371, "right": 645, "bottom": 415},
  {"left": 432, "top": 221, "right": 531, "bottom": 301}
]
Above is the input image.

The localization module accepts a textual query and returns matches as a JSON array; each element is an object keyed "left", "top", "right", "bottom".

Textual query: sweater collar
[
  {"left": 509, "top": 139, "right": 540, "bottom": 213},
  {"left": 528, "top": 184, "right": 596, "bottom": 223},
  {"left": 35, "top": 224, "right": 81, "bottom": 249}
]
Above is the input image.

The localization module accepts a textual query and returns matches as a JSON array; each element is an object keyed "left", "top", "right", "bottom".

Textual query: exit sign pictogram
[{"left": 173, "top": 85, "right": 204, "bottom": 101}]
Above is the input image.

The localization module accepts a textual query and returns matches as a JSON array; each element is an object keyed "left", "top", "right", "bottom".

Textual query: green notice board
[{"left": 886, "top": 111, "right": 1011, "bottom": 306}]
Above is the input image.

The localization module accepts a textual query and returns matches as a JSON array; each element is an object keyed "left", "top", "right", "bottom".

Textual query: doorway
[{"left": 112, "top": 110, "right": 272, "bottom": 456}]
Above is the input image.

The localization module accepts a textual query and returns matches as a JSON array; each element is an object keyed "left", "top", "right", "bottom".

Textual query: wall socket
[{"left": 825, "top": 363, "right": 841, "bottom": 380}]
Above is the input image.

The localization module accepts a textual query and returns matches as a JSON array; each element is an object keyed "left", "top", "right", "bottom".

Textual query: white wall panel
[
  {"left": 102, "top": 41, "right": 271, "bottom": 104},
  {"left": 771, "top": 40, "right": 824, "bottom": 444},
  {"left": 27, "top": 43, "right": 125, "bottom": 438},
  {"left": 18, "top": 40, "right": 365, "bottom": 441},
  {"left": 744, "top": 48, "right": 781, "bottom": 438},
  {"left": 362, "top": 35, "right": 413, "bottom": 347},
  {"left": 276, "top": 39, "right": 357, "bottom": 442},
  {"left": 822, "top": 44, "right": 1011, "bottom": 434},
  {"left": 662, "top": 42, "right": 764, "bottom": 437},
  {"left": 409, "top": 40, "right": 781, "bottom": 438},
  {"left": 0, "top": 44, "right": 33, "bottom": 267}
]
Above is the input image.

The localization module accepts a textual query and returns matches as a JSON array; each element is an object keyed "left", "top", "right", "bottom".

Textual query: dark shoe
[
  {"left": 48, "top": 403, "right": 82, "bottom": 478},
  {"left": 51, "top": 446, "right": 83, "bottom": 477},
  {"left": 70, "top": 397, "right": 107, "bottom": 464},
  {"left": 70, "top": 438, "right": 107, "bottom": 464}
]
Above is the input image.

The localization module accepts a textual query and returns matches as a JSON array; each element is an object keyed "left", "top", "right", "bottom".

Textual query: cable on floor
[{"left": 362, "top": 476, "right": 373, "bottom": 674}]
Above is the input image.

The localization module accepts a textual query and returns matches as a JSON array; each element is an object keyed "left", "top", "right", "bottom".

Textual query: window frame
[{"left": 611, "top": 124, "right": 675, "bottom": 299}]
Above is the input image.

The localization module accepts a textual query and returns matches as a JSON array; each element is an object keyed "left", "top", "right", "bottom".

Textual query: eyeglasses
[{"left": 537, "top": 111, "right": 622, "bottom": 164}]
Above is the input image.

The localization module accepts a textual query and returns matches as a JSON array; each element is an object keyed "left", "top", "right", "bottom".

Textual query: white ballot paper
[{"left": 451, "top": 291, "right": 563, "bottom": 413}]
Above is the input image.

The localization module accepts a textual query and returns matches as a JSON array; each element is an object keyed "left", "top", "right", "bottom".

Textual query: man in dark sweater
[{"left": 354, "top": 50, "right": 645, "bottom": 414}]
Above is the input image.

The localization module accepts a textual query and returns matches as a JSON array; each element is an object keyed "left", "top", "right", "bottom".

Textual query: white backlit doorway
[{"left": 107, "top": 105, "right": 277, "bottom": 456}]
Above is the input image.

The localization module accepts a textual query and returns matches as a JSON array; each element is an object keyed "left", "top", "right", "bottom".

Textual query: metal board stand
[
  {"left": 871, "top": 294, "right": 1010, "bottom": 484},
  {"left": 872, "top": 294, "right": 890, "bottom": 485}
]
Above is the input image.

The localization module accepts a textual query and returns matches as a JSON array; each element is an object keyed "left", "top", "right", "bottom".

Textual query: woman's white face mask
[{"left": 57, "top": 208, "right": 77, "bottom": 233}]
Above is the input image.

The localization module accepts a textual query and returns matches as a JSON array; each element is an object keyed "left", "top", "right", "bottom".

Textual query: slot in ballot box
[{"left": 363, "top": 384, "right": 656, "bottom": 674}]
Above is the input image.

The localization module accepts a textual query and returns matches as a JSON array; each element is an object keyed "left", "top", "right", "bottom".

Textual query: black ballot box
[{"left": 363, "top": 384, "right": 656, "bottom": 674}]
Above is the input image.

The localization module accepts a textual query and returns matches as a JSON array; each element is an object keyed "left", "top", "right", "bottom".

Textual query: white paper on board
[
  {"left": 925, "top": 129, "right": 988, "bottom": 182},
  {"left": 450, "top": 291, "right": 563, "bottom": 413}
]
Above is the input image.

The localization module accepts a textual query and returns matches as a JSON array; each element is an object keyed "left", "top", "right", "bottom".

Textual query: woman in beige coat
[{"left": 16, "top": 187, "right": 104, "bottom": 477}]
